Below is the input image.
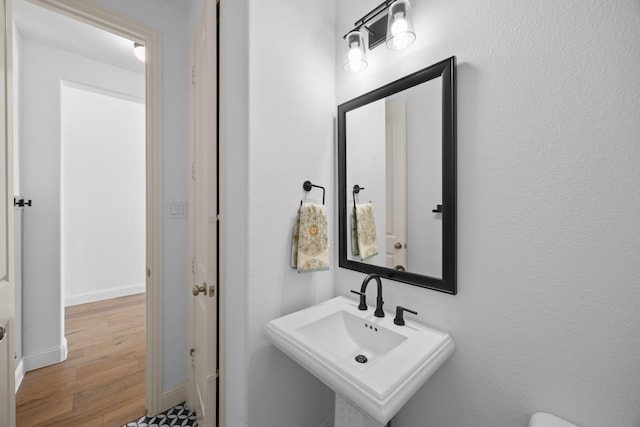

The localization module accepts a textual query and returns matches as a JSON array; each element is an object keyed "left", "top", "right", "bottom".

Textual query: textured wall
[
  {"left": 245, "top": 0, "right": 337, "bottom": 425},
  {"left": 220, "top": 0, "right": 338, "bottom": 425},
  {"left": 335, "top": 1, "right": 640, "bottom": 426}
]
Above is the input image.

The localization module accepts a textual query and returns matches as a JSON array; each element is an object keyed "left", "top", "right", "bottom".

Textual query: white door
[
  {"left": 0, "top": 0, "right": 15, "bottom": 425},
  {"left": 385, "top": 100, "right": 407, "bottom": 271},
  {"left": 188, "top": 1, "right": 217, "bottom": 426}
]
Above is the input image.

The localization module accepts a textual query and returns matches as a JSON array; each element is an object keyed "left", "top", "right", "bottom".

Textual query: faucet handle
[
  {"left": 350, "top": 290, "right": 368, "bottom": 311},
  {"left": 394, "top": 306, "right": 418, "bottom": 326}
]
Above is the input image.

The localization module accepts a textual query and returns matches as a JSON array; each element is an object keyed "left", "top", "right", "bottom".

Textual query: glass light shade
[
  {"left": 386, "top": 0, "right": 416, "bottom": 50},
  {"left": 343, "top": 31, "right": 368, "bottom": 73},
  {"left": 133, "top": 42, "right": 146, "bottom": 63}
]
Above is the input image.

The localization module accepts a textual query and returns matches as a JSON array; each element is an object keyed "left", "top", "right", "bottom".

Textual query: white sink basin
[
  {"left": 265, "top": 296, "right": 454, "bottom": 425},
  {"left": 297, "top": 309, "right": 407, "bottom": 365}
]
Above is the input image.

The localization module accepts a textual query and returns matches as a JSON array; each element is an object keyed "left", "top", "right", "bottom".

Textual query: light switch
[{"left": 167, "top": 202, "right": 188, "bottom": 220}]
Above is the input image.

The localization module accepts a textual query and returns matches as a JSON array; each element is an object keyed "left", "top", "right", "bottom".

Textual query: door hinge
[
  {"left": 191, "top": 257, "right": 196, "bottom": 275},
  {"left": 191, "top": 66, "right": 196, "bottom": 85},
  {"left": 190, "top": 348, "right": 195, "bottom": 357},
  {"left": 191, "top": 162, "right": 196, "bottom": 180}
]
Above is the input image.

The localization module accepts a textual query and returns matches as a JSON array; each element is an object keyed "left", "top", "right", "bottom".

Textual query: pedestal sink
[{"left": 264, "top": 296, "right": 455, "bottom": 425}]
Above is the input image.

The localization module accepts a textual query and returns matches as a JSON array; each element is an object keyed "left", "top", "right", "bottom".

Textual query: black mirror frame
[{"left": 337, "top": 56, "right": 457, "bottom": 294}]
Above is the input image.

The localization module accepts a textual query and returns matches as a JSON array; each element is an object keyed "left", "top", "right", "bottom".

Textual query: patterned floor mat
[{"left": 122, "top": 402, "right": 198, "bottom": 427}]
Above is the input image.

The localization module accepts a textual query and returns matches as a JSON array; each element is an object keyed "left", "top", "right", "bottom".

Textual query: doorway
[
  {"left": 14, "top": 2, "right": 147, "bottom": 424},
  {"left": 12, "top": 0, "right": 164, "bottom": 419}
]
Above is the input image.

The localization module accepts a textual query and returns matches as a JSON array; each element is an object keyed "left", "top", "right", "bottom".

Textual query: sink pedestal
[{"left": 335, "top": 395, "right": 387, "bottom": 427}]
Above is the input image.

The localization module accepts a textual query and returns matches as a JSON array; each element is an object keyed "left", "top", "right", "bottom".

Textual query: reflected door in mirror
[{"left": 385, "top": 99, "right": 407, "bottom": 271}]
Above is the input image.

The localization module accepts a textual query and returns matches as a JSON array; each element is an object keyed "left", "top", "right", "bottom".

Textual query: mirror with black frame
[{"left": 338, "top": 56, "right": 456, "bottom": 294}]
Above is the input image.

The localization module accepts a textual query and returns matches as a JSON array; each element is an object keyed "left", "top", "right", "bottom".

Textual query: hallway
[{"left": 16, "top": 294, "right": 145, "bottom": 426}]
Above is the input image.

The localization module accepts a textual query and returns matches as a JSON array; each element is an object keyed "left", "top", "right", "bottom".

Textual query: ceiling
[{"left": 13, "top": 0, "right": 150, "bottom": 74}]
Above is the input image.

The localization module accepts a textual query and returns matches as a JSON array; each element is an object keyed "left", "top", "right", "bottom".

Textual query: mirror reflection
[
  {"left": 338, "top": 57, "right": 456, "bottom": 294},
  {"left": 346, "top": 76, "right": 443, "bottom": 278}
]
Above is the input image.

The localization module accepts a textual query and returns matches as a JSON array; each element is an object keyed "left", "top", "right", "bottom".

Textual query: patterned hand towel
[
  {"left": 291, "top": 203, "right": 329, "bottom": 272},
  {"left": 351, "top": 207, "right": 359, "bottom": 256},
  {"left": 355, "top": 203, "right": 378, "bottom": 260},
  {"left": 290, "top": 208, "right": 301, "bottom": 268}
]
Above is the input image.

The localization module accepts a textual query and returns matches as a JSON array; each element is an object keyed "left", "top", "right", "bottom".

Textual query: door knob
[
  {"left": 394, "top": 242, "right": 402, "bottom": 250},
  {"left": 192, "top": 283, "right": 207, "bottom": 296}
]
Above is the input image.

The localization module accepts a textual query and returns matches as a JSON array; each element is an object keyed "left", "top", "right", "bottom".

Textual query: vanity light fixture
[
  {"left": 342, "top": 0, "right": 416, "bottom": 72},
  {"left": 133, "top": 42, "right": 146, "bottom": 63},
  {"left": 343, "top": 31, "right": 368, "bottom": 73}
]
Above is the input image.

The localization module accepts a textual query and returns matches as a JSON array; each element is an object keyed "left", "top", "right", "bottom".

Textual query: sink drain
[{"left": 355, "top": 354, "right": 368, "bottom": 364}]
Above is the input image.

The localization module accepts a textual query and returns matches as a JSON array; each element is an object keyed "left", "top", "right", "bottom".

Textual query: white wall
[
  {"left": 91, "top": 0, "right": 191, "bottom": 391},
  {"left": 345, "top": 99, "right": 386, "bottom": 267},
  {"left": 245, "top": 0, "right": 337, "bottom": 425},
  {"left": 187, "top": 0, "right": 204, "bottom": 30},
  {"left": 218, "top": 0, "right": 249, "bottom": 424},
  {"left": 220, "top": 0, "right": 337, "bottom": 425},
  {"left": 336, "top": 1, "right": 640, "bottom": 426},
  {"left": 20, "top": 39, "right": 145, "bottom": 371},
  {"left": 61, "top": 83, "right": 146, "bottom": 306}
]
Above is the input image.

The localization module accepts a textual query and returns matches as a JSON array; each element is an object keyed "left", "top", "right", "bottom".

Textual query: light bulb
[
  {"left": 348, "top": 46, "right": 363, "bottom": 63},
  {"left": 343, "top": 31, "right": 368, "bottom": 73},
  {"left": 389, "top": 15, "right": 412, "bottom": 49},
  {"left": 133, "top": 42, "right": 146, "bottom": 63},
  {"left": 386, "top": 0, "right": 416, "bottom": 50},
  {"left": 346, "top": 48, "right": 366, "bottom": 72},
  {"left": 390, "top": 14, "right": 408, "bottom": 35}
]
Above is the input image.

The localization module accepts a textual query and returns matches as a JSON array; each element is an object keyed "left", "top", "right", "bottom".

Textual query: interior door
[
  {"left": 385, "top": 99, "right": 407, "bottom": 271},
  {"left": 0, "top": 0, "right": 15, "bottom": 425},
  {"left": 188, "top": 1, "right": 217, "bottom": 426}
]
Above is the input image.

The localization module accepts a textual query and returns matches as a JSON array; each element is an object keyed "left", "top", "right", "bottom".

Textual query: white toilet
[{"left": 530, "top": 412, "right": 578, "bottom": 427}]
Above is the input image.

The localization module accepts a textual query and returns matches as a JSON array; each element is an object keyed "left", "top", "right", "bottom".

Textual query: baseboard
[
  {"left": 159, "top": 382, "right": 187, "bottom": 414},
  {"left": 23, "top": 338, "right": 68, "bottom": 372},
  {"left": 15, "top": 358, "right": 24, "bottom": 392},
  {"left": 65, "top": 283, "right": 145, "bottom": 307}
]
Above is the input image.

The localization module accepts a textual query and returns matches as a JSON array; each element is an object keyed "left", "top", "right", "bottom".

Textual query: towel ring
[
  {"left": 352, "top": 185, "right": 365, "bottom": 212},
  {"left": 353, "top": 185, "right": 370, "bottom": 208},
  {"left": 301, "top": 180, "right": 325, "bottom": 205}
]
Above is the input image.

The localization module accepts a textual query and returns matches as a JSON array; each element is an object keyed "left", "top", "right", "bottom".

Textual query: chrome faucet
[{"left": 351, "top": 274, "right": 385, "bottom": 318}]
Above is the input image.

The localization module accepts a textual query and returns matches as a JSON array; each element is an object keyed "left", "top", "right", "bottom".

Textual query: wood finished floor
[{"left": 16, "top": 293, "right": 146, "bottom": 427}]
